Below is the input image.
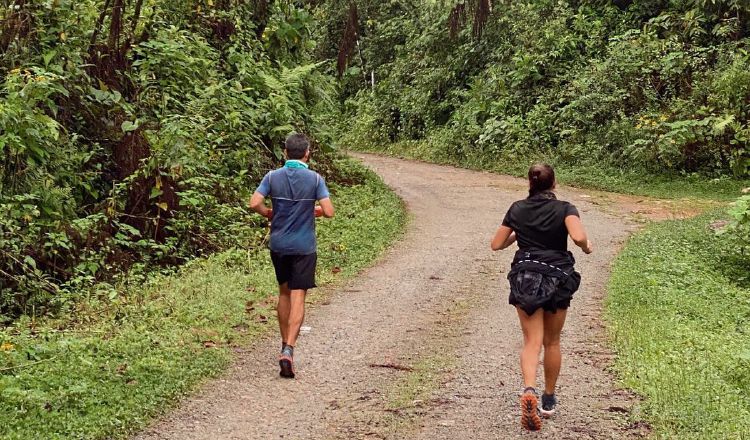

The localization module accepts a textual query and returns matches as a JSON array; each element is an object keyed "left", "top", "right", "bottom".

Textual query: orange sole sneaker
[{"left": 520, "top": 392, "right": 542, "bottom": 431}]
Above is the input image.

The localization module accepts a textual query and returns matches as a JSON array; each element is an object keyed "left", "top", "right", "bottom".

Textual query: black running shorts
[{"left": 270, "top": 252, "right": 317, "bottom": 290}]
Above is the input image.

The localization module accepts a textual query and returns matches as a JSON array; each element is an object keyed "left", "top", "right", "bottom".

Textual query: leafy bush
[
  {"left": 0, "top": 1, "right": 339, "bottom": 323},
  {"left": 721, "top": 194, "right": 750, "bottom": 252}
]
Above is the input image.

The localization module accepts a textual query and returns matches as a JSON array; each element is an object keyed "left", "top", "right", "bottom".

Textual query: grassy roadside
[
  {"left": 606, "top": 212, "right": 750, "bottom": 439},
  {"left": 0, "top": 161, "right": 407, "bottom": 440},
  {"left": 349, "top": 141, "right": 749, "bottom": 201}
]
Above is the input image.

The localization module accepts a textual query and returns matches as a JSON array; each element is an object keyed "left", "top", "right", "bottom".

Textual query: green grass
[
  {"left": 606, "top": 212, "right": 750, "bottom": 439},
  {"left": 350, "top": 141, "right": 749, "bottom": 201},
  {"left": 0, "top": 162, "right": 407, "bottom": 440},
  {"left": 386, "top": 355, "right": 452, "bottom": 411},
  {"left": 377, "top": 296, "right": 468, "bottom": 436}
]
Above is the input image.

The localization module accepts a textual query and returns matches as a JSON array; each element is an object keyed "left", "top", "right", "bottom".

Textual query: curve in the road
[{"left": 135, "top": 153, "right": 641, "bottom": 440}]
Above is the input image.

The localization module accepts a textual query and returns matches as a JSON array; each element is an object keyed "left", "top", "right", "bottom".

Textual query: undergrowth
[
  {"left": 606, "top": 211, "right": 750, "bottom": 439},
  {"left": 0, "top": 161, "right": 406, "bottom": 440}
]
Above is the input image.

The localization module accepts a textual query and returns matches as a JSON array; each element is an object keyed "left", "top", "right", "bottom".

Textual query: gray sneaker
[
  {"left": 279, "top": 346, "right": 295, "bottom": 379},
  {"left": 540, "top": 393, "right": 557, "bottom": 417}
]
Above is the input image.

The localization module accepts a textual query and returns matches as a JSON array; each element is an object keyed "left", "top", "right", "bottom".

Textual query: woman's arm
[
  {"left": 564, "top": 215, "right": 593, "bottom": 254},
  {"left": 491, "top": 225, "right": 517, "bottom": 251}
]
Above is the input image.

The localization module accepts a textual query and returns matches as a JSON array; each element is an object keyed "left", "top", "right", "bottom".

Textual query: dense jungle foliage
[
  {"left": 336, "top": 0, "right": 750, "bottom": 180},
  {"left": 0, "top": 0, "right": 341, "bottom": 323},
  {"left": 3, "top": 0, "right": 750, "bottom": 322}
]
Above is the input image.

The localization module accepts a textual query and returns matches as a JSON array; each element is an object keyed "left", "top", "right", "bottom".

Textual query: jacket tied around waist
[{"left": 507, "top": 249, "right": 582, "bottom": 315}]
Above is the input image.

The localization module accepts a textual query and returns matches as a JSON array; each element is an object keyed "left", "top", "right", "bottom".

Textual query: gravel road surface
[{"left": 135, "top": 153, "right": 644, "bottom": 440}]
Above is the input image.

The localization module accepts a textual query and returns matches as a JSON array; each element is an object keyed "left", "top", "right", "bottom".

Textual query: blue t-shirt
[{"left": 256, "top": 165, "right": 330, "bottom": 255}]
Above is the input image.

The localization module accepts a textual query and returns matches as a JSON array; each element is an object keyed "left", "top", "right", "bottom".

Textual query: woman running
[{"left": 490, "top": 164, "right": 593, "bottom": 431}]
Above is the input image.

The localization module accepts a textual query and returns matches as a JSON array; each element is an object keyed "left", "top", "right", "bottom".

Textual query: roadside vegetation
[
  {"left": 0, "top": 162, "right": 406, "bottom": 440},
  {"left": 329, "top": 1, "right": 749, "bottom": 198},
  {"left": 353, "top": 140, "right": 748, "bottom": 200},
  {"left": 607, "top": 207, "right": 750, "bottom": 439},
  {"left": 0, "top": 0, "right": 338, "bottom": 323}
]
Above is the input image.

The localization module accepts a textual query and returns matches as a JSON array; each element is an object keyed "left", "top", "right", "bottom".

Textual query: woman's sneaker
[
  {"left": 540, "top": 393, "right": 557, "bottom": 418},
  {"left": 520, "top": 388, "right": 542, "bottom": 431}
]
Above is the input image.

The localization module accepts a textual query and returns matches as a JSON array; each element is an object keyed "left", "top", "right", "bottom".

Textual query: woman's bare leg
[
  {"left": 542, "top": 309, "right": 568, "bottom": 394},
  {"left": 516, "top": 307, "right": 545, "bottom": 389}
]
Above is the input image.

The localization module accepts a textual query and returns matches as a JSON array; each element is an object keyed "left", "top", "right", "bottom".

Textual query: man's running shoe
[
  {"left": 540, "top": 393, "right": 557, "bottom": 418},
  {"left": 279, "top": 346, "right": 295, "bottom": 379},
  {"left": 520, "top": 388, "right": 542, "bottom": 431}
]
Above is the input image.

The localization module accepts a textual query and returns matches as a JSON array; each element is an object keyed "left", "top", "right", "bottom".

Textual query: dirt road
[{"left": 136, "top": 154, "right": 643, "bottom": 439}]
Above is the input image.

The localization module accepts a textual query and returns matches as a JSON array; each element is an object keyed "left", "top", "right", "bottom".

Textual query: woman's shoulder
[
  {"left": 554, "top": 198, "right": 579, "bottom": 216},
  {"left": 506, "top": 199, "right": 527, "bottom": 212}
]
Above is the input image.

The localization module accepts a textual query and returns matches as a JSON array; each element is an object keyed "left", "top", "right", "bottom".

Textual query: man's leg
[
  {"left": 542, "top": 309, "right": 567, "bottom": 394},
  {"left": 285, "top": 289, "right": 306, "bottom": 348},
  {"left": 277, "top": 283, "right": 291, "bottom": 348},
  {"left": 279, "top": 289, "right": 305, "bottom": 379},
  {"left": 279, "top": 254, "right": 314, "bottom": 379}
]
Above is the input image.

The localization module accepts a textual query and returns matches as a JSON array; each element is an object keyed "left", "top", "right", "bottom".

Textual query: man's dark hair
[
  {"left": 285, "top": 133, "right": 310, "bottom": 160},
  {"left": 528, "top": 163, "right": 555, "bottom": 195}
]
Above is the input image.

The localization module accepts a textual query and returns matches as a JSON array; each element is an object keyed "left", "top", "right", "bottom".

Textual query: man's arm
[
  {"left": 249, "top": 192, "right": 273, "bottom": 219},
  {"left": 315, "top": 174, "right": 334, "bottom": 218},
  {"left": 316, "top": 197, "right": 334, "bottom": 218}
]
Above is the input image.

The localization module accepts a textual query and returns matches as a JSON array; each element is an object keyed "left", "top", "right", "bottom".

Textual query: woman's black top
[
  {"left": 501, "top": 191, "right": 579, "bottom": 251},
  {"left": 501, "top": 191, "right": 582, "bottom": 314}
]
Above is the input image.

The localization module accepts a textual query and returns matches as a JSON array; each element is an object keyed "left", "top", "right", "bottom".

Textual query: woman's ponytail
[{"left": 528, "top": 164, "right": 555, "bottom": 195}]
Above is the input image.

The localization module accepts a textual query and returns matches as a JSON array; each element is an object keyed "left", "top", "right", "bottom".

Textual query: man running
[{"left": 250, "top": 133, "right": 335, "bottom": 378}]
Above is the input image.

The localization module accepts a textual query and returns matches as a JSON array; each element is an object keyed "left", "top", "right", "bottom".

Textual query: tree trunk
[
  {"left": 129, "top": 0, "right": 145, "bottom": 43},
  {"left": 107, "top": 0, "right": 124, "bottom": 50},
  {"left": 255, "top": 0, "right": 274, "bottom": 39}
]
